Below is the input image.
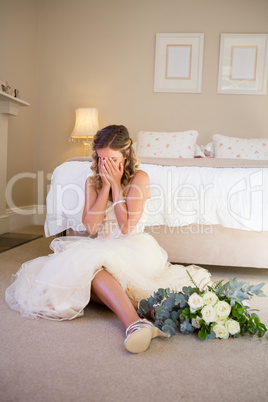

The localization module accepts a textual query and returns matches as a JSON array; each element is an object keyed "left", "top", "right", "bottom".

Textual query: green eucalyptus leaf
[
  {"left": 251, "top": 313, "right": 260, "bottom": 318},
  {"left": 237, "top": 290, "right": 249, "bottom": 299},
  {"left": 170, "top": 310, "right": 179, "bottom": 322},
  {"left": 154, "top": 319, "right": 161, "bottom": 328},
  {"left": 147, "top": 296, "right": 157, "bottom": 308},
  {"left": 175, "top": 293, "right": 187, "bottom": 308},
  {"left": 255, "top": 290, "right": 266, "bottom": 297},
  {"left": 206, "top": 330, "right": 216, "bottom": 340},
  {"left": 162, "top": 297, "right": 175, "bottom": 311},
  {"left": 230, "top": 299, "right": 236, "bottom": 307},
  {"left": 250, "top": 283, "right": 265, "bottom": 293},
  {"left": 162, "top": 324, "right": 176, "bottom": 336},
  {"left": 180, "top": 320, "right": 195, "bottom": 334},
  {"left": 164, "top": 319, "right": 177, "bottom": 329}
]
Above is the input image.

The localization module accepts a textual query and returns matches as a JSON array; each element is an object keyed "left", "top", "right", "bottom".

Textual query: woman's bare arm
[
  {"left": 112, "top": 170, "right": 150, "bottom": 235},
  {"left": 82, "top": 178, "right": 110, "bottom": 235}
]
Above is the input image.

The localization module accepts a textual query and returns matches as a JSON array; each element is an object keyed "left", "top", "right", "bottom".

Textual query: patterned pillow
[
  {"left": 213, "top": 134, "right": 268, "bottom": 160},
  {"left": 136, "top": 130, "right": 199, "bottom": 158}
]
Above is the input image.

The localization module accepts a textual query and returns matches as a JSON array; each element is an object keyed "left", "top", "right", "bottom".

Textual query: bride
[{"left": 5, "top": 125, "right": 211, "bottom": 353}]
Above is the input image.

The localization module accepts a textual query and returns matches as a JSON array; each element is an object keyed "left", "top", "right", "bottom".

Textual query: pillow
[
  {"left": 136, "top": 130, "right": 199, "bottom": 158},
  {"left": 213, "top": 134, "right": 268, "bottom": 160}
]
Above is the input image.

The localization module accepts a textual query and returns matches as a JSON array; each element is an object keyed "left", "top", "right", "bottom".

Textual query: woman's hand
[
  {"left": 102, "top": 157, "right": 124, "bottom": 189},
  {"left": 98, "top": 157, "right": 111, "bottom": 188}
]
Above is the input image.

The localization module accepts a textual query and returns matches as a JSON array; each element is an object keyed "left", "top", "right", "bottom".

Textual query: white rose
[
  {"left": 215, "top": 301, "right": 231, "bottom": 318},
  {"left": 201, "top": 305, "right": 217, "bottom": 323},
  {"left": 213, "top": 324, "right": 229, "bottom": 339},
  {"left": 188, "top": 293, "right": 204, "bottom": 312},
  {"left": 191, "top": 316, "right": 201, "bottom": 329},
  {"left": 202, "top": 291, "right": 218, "bottom": 306},
  {"left": 225, "top": 319, "right": 240, "bottom": 335},
  {"left": 216, "top": 315, "right": 227, "bottom": 325}
]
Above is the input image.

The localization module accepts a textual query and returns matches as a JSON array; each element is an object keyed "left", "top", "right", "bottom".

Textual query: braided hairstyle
[{"left": 90, "top": 125, "right": 139, "bottom": 193}]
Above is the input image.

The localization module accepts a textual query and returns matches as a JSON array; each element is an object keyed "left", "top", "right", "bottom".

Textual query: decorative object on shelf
[
  {"left": 0, "top": 81, "right": 21, "bottom": 98},
  {"left": 154, "top": 33, "right": 204, "bottom": 93},
  {"left": 0, "top": 81, "right": 11, "bottom": 94},
  {"left": 138, "top": 273, "right": 268, "bottom": 341},
  {"left": 11, "top": 89, "right": 20, "bottom": 98},
  {"left": 70, "top": 108, "right": 99, "bottom": 156},
  {"left": 218, "top": 34, "right": 268, "bottom": 95}
]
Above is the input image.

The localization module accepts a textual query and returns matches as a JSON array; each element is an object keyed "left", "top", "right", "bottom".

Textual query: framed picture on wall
[
  {"left": 217, "top": 33, "right": 268, "bottom": 95},
  {"left": 154, "top": 33, "right": 204, "bottom": 93}
]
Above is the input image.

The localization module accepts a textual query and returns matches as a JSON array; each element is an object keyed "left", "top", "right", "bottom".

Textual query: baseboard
[{"left": 6, "top": 204, "right": 46, "bottom": 231}]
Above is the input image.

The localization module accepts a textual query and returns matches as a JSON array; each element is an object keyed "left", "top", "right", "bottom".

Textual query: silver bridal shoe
[{"left": 124, "top": 318, "right": 170, "bottom": 354}]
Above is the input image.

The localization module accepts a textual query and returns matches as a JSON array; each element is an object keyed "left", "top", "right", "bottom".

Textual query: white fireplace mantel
[{"left": 0, "top": 91, "right": 30, "bottom": 234}]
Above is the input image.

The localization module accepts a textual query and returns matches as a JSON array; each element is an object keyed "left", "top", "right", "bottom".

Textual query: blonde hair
[{"left": 90, "top": 125, "right": 139, "bottom": 193}]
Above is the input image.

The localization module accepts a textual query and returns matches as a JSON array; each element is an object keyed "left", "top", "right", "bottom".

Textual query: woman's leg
[
  {"left": 91, "top": 269, "right": 140, "bottom": 329},
  {"left": 91, "top": 290, "right": 138, "bottom": 310}
]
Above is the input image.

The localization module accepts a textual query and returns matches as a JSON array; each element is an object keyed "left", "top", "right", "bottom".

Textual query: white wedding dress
[{"left": 5, "top": 200, "right": 211, "bottom": 321}]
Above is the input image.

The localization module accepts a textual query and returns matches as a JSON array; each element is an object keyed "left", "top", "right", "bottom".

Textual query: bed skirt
[{"left": 62, "top": 225, "right": 268, "bottom": 269}]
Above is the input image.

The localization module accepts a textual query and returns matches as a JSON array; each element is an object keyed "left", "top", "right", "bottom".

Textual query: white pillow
[
  {"left": 213, "top": 134, "right": 268, "bottom": 160},
  {"left": 136, "top": 130, "right": 199, "bottom": 158}
]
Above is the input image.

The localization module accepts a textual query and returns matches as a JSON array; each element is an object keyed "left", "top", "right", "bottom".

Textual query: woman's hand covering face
[{"left": 100, "top": 157, "right": 124, "bottom": 188}]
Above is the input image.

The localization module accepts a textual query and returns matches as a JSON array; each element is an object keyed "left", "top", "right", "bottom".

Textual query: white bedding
[{"left": 44, "top": 161, "right": 268, "bottom": 236}]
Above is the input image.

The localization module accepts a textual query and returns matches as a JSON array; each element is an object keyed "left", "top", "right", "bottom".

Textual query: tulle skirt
[{"left": 5, "top": 233, "right": 211, "bottom": 320}]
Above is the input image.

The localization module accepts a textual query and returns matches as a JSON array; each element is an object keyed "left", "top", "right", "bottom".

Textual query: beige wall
[
  {"left": 1, "top": 0, "right": 39, "bottom": 207},
  {"left": 1, "top": 0, "right": 268, "bottom": 208}
]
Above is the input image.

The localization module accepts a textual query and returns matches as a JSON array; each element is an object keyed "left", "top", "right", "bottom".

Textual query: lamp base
[{"left": 83, "top": 141, "right": 91, "bottom": 157}]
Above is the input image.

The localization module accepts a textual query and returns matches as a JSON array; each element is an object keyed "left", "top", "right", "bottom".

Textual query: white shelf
[{"left": 0, "top": 91, "right": 29, "bottom": 107}]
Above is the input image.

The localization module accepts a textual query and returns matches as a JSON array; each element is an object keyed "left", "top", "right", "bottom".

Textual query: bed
[{"left": 44, "top": 154, "right": 268, "bottom": 269}]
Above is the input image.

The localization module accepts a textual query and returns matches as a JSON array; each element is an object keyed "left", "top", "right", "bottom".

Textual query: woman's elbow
[
  {"left": 120, "top": 222, "right": 134, "bottom": 236},
  {"left": 82, "top": 218, "right": 98, "bottom": 236},
  {"left": 120, "top": 228, "right": 129, "bottom": 236}
]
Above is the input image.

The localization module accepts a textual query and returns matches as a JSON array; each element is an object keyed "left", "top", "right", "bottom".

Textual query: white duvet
[{"left": 44, "top": 161, "right": 268, "bottom": 236}]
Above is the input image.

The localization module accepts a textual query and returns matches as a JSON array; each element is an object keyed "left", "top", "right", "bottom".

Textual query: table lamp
[{"left": 70, "top": 108, "right": 99, "bottom": 156}]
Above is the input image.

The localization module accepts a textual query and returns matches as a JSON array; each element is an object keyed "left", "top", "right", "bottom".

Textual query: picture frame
[
  {"left": 217, "top": 34, "right": 268, "bottom": 95},
  {"left": 154, "top": 33, "right": 204, "bottom": 93}
]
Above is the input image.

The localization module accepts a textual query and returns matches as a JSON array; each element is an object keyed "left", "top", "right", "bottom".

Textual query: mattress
[{"left": 44, "top": 159, "right": 268, "bottom": 236}]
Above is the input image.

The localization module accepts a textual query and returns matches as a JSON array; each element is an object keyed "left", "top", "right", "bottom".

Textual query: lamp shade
[{"left": 70, "top": 108, "right": 99, "bottom": 139}]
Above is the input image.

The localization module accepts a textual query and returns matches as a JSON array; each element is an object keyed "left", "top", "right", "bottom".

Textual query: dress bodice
[{"left": 97, "top": 199, "right": 149, "bottom": 239}]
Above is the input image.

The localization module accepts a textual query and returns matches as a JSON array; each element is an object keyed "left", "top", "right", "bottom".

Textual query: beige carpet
[{"left": 0, "top": 226, "right": 268, "bottom": 402}]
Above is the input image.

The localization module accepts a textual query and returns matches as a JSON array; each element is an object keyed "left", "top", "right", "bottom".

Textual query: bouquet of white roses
[{"left": 137, "top": 274, "right": 268, "bottom": 340}]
